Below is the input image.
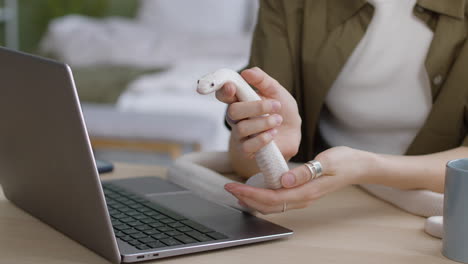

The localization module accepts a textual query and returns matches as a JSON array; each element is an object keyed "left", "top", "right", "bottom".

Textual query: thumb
[
  {"left": 281, "top": 159, "right": 329, "bottom": 188},
  {"left": 281, "top": 165, "right": 313, "bottom": 188},
  {"left": 215, "top": 82, "right": 238, "bottom": 104},
  {"left": 241, "top": 67, "right": 283, "bottom": 98}
]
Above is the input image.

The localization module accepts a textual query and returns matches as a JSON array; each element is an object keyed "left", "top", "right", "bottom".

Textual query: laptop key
[
  {"left": 182, "top": 220, "right": 213, "bottom": 233},
  {"left": 152, "top": 234, "right": 169, "bottom": 240},
  {"left": 133, "top": 215, "right": 147, "bottom": 220},
  {"left": 147, "top": 241, "right": 166, "bottom": 249},
  {"left": 126, "top": 211, "right": 139, "bottom": 216},
  {"left": 194, "top": 234, "right": 212, "bottom": 242},
  {"left": 135, "top": 225, "right": 152, "bottom": 231},
  {"left": 108, "top": 208, "right": 118, "bottom": 213},
  {"left": 114, "top": 224, "right": 131, "bottom": 231},
  {"left": 186, "top": 231, "right": 213, "bottom": 242},
  {"left": 141, "top": 218, "right": 156, "bottom": 224},
  {"left": 115, "top": 231, "right": 126, "bottom": 237},
  {"left": 173, "top": 235, "right": 198, "bottom": 244},
  {"left": 112, "top": 220, "right": 123, "bottom": 226},
  {"left": 165, "top": 230, "right": 182, "bottom": 237},
  {"left": 119, "top": 235, "right": 132, "bottom": 242},
  {"left": 131, "top": 233, "right": 147, "bottom": 239},
  {"left": 113, "top": 213, "right": 127, "bottom": 219},
  {"left": 157, "top": 226, "right": 173, "bottom": 232},
  {"left": 118, "top": 207, "right": 132, "bottom": 213},
  {"left": 160, "top": 238, "right": 182, "bottom": 246},
  {"left": 144, "top": 229, "right": 161, "bottom": 235},
  {"left": 139, "top": 237, "right": 157, "bottom": 244},
  {"left": 152, "top": 214, "right": 167, "bottom": 220},
  {"left": 160, "top": 218, "right": 175, "bottom": 224},
  {"left": 206, "top": 232, "right": 228, "bottom": 240},
  {"left": 137, "top": 209, "right": 150, "bottom": 215},
  {"left": 143, "top": 211, "right": 159, "bottom": 216},
  {"left": 149, "top": 222, "right": 164, "bottom": 228},
  {"left": 129, "top": 204, "right": 145, "bottom": 210},
  {"left": 176, "top": 226, "right": 193, "bottom": 233},
  {"left": 137, "top": 245, "right": 150, "bottom": 250},
  {"left": 127, "top": 221, "right": 143, "bottom": 227},
  {"left": 112, "top": 204, "right": 126, "bottom": 209},
  {"left": 123, "top": 229, "right": 139, "bottom": 235},
  {"left": 116, "top": 197, "right": 130, "bottom": 203},
  {"left": 120, "top": 217, "right": 134, "bottom": 222},
  {"left": 169, "top": 222, "right": 185, "bottom": 228},
  {"left": 127, "top": 201, "right": 138, "bottom": 206},
  {"left": 127, "top": 204, "right": 139, "bottom": 209},
  {"left": 145, "top": 204, "right": 186, "bottom": 221},
  {"left": 127, "top": 240, "right": 142, "bottom": 246}
]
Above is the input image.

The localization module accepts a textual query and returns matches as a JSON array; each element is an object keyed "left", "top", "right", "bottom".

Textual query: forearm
[{"left": 363, "top": 146, "right": 468, "bottom": 193}]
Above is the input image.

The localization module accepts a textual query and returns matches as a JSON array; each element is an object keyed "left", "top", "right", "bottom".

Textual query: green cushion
[{"left": 73, "top": 65, "right": 162, "bottom": 104}]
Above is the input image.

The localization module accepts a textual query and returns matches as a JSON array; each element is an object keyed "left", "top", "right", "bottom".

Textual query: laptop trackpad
[
  {"left": 111, "top": 176, "right": 186, "bottom": 194},
  {"left": 147, "top": 193, "right": 239, "bottom": 219},
  {"left": 146, "top": 193, "right": 253, "bottom": 235}
]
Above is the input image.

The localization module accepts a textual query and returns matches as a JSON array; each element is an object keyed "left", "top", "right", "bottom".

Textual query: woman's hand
[
  {"left": 224, "top": 146, "right": 377, "bottom": 214},
  {"left": 216, "top": 67, "right": 302, "bottom": 177}
]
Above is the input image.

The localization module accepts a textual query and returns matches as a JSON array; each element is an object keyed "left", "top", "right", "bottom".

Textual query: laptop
[{"left": 0, "top": 47, "right": 292, "bottom": 263}]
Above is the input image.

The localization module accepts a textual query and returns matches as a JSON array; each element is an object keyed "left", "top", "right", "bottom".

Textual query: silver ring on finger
[
  {"left": 282, "top": 201, "right": 287, "bottom": 213},
  {"left": 305, "top": 160, "right": 323, "bottom": 180}
]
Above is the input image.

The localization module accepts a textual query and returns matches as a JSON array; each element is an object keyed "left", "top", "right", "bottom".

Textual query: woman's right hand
[{"left": 216, "top": 67, "right": 302, "bottom": 178}]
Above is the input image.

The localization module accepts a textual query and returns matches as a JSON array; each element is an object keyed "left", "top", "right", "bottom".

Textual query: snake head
[{"left": 196, "top": 74, "right": 223, "bottom": 95}]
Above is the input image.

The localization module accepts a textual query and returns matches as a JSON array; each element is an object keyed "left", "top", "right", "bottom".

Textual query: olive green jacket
[{"left": 247, "top": 0, "right": 468, "bottom": 162}]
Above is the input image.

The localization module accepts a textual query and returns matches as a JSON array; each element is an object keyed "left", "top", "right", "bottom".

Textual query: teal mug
[{"left": 443, "top": 158, "right": 468, "bottom": 263}]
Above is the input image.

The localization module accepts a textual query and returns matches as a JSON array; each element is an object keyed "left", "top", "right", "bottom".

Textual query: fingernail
[
  {"left": 238, "top": 201, "right": 248, "bottom": 207},
  {"left": 271, "top": 101, "right": 281, "bottom": 112},
  {"left": 275, "top": 115, "right": 283, "bottom": 124},
  {"left": 224, "top": 85, "right": 232, "bottom": 96},
  {"left": 224, "top": 184, "right": 234, "bottom": 192},
  {"left": 282, "top": 173, "right": 296, "bottom": 187},
  {"left": 225, "top": 184, "right": 242, "bottom": 195},
  {"left": 269, "top": 129, "right": 278, "bottom": 136}
]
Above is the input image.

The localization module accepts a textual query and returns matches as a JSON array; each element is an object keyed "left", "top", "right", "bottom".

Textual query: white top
[{"left": 319, "top": 0, "right": 434, "bottom": 155}]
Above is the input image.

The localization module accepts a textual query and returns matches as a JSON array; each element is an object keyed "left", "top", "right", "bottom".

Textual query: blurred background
[{"left": 1, "top": 0, "right": 259, "bottom": 166}]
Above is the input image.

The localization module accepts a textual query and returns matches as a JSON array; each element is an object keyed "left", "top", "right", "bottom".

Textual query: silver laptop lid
[{"left": 0, "top": 47, "right": 121, "bottom": 263}]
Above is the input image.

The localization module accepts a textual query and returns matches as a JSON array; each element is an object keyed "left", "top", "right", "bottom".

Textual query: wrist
[
  {"left": 355, "top": 150, "right": 381, "bottom": 184},
  {"left": 315, "top": 146, "right": 379, "bottom": 185}
]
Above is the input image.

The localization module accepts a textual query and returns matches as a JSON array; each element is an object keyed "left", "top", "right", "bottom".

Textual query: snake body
[
  {"left": 197, "top": 68, "right": 288, "bottom": 189},
  {"left": 195, "top": 68, "right": 444, "bottom": 237}
]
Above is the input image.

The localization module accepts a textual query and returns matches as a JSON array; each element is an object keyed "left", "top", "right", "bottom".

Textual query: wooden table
[{"left": 0, "top": 163, "right": 454, "bottom": 264}]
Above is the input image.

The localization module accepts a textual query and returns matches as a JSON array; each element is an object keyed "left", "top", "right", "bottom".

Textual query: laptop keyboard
[{"left": 102, "top": 183, "right": 228, "bottom": 251}]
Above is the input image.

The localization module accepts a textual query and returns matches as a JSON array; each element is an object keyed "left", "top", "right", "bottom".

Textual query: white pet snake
[{"left": 197, "top": 68, "right": 289, "bottom": 189}]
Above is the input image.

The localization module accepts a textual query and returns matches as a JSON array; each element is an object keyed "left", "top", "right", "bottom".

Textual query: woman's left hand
[{"left": 224, "top": 146, "right": 376, "bottom": 214}]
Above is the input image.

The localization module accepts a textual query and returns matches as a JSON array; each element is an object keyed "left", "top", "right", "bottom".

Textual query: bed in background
[{"left": 41, "top": 0, "right": 259, "bottom": 160}]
